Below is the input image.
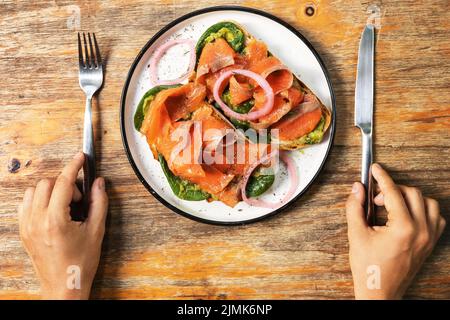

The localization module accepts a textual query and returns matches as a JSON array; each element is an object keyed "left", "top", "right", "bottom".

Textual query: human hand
[
  {"left": 18, "top": 152, "right": 108, "bottom": 300},
  {"left": 346, "top": 163, "right": 445, "bottom": 299}
]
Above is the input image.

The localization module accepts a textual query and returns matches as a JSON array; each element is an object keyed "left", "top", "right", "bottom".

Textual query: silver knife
[{"left": 355, "top": 24, "right": 375, "bottom": 224}]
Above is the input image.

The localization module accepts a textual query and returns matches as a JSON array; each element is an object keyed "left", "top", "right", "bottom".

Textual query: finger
[
  {"left": 375, "top": 186, "right": 428, "bottom": 214},
  {"left": 59, "top": 152, "right": 85, "bottom": 184},
  {"left": 73, "top": 184, "right": 82, "bottom": 203},
  {"left": 346, "top": 182, "right": 369, "bottom": 240},
  {"left": 19, "top": 187, "right": 35, "bottom": 225},
  {"left": 437, "top": 217, "right": 446, "bottom": 239},
  {"left": 86, "top": 177, "right": 108, "bottom": 234},
  {"left": 424, "top": 197, "right": 441, "bottom": 240},
  {"left": 371, "top": 163, "right": 411, "bottom": 225},
  {"left": 33, "top": 178, "right": 55, "bottom": 211},
  {"left": 379, "top": 185, "right": 429, "bottom": 231},
  {"left": 381, "top": 185, "right": 429, "bottom": 228},
  {"left": 374, "top": 192, "right": 384, "bottom": 206},
  {"left": 398, "top": 185, "right": 426, "bottom": 229},
  {"left": 49, "top": 152, "right": 84, "bottom": 211}
]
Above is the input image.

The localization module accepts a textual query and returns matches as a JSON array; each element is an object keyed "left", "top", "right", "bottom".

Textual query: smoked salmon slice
[
  {"left": 157, "top": 121, "right": 204, "bottom": 179},
  {"left": 165, "top": 83, "right": 206, "bottom": 121},
  {"left": 187, "top": 164, "right": 235, "bottom": 195},
  {"left": 197, "top": 38, "right": 236, "bottom": 80},
  {"left": 203, "top": 63, "right": 246, "bottom": 100},
  {"left": 153, "top": 104, "right": 236, "bottom": 196},
  {"left": 249, "top": 87, "right": 304, "bottom": 129},
  {"left": 229, "top": 76, "right": 253, "bottom": 105},
  {"left": 271, "top": 94, "right": 322, "bottom": 141},
  {"left": 140, "top": 83, "right": 206, "bottom": 157},
  {"left": 212, "top": 181, "right": 241, "bottom": 207},
  {"left": 245, "top": 39, "right": 268, "bottom": 68},
  {"left": 249, "top": 56, "right": 293, "bottom": 94},
  {"left": 245, "top": 39, "right": 293, "bottom": 95}
]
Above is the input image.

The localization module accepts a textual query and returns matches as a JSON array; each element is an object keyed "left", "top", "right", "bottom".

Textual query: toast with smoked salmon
[
  {"left": 194, "top": 21, "right": 332, "bottom": 150},
  {"left": 134, "top": 83, "right": 276, "bottom": 207}
]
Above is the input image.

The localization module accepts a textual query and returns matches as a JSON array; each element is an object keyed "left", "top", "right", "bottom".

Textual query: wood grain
[{"left": 0, "top": 0, "right": 449, "bottom": 299}]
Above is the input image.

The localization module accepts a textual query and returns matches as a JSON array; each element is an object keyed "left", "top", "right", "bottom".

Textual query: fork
[{"left": 77, "top": 32, "right": 103, "bottom": 219}]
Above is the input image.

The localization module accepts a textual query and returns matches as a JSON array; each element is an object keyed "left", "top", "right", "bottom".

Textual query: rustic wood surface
[{"left": 0, "top": 0, "right": 449, "bottom": 299}]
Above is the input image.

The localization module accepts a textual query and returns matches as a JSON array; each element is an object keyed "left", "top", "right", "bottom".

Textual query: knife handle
[{"left": 361, "top": 131, "right": 375, "bottom": 225}]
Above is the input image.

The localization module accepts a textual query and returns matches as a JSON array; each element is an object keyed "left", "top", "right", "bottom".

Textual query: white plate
[{"left": 120, "top": 6, "right": 336, "bottom": 225}]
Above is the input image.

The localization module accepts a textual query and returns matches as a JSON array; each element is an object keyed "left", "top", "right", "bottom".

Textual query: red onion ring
[
  {"left": 213, "top": 69, "right": 275, "bottom": 121},
  {"left": 149, "top": 39, "right": 196, "bottom": 86},
  {"left": 241, "top": 151, "right": 298, "bottom": 209}
]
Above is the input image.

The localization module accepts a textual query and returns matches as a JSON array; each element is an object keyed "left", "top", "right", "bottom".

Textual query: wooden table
[{"left": 1, "top": 0, "right": 449, "bottom": 299}]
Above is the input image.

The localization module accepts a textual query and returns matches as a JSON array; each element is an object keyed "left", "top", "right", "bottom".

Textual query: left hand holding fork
[{"left": 18, "top": 152, "right": 108, "bottom": 300}]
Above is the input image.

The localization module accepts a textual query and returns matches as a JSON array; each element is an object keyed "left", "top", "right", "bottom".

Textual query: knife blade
[{"left": 355, "top": 24, "right": 375, "bottom": 224}]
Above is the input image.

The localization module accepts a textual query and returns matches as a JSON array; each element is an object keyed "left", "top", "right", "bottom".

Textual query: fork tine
[
  {"left": 78, "top": 32, "right": 85, "bottom": 68},
  {"left": 87, "top": 33, "right": 96, "bottom": 68},
  {"left": 92, "top": 33, "right": 102, "bottom": 67},
  {"left": 82, "top": 32, "right": 90, "bottom": 68}
]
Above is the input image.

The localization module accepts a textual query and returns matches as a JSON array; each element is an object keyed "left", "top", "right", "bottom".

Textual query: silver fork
[{"left": 77, "top": 32, "right": 103, "bottom": 219}]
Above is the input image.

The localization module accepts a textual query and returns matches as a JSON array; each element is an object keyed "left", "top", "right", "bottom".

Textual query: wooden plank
[{"left": 0, "top": 0, "right": 449, "bottom": 299}]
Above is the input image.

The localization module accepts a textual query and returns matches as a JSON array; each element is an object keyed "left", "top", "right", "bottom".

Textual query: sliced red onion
[
  {"left": 149, "top": 39, "right": 196, "bottom": 86},
  {"left": 213, "top": 69, "right": 274, "bottom": 121},
  {"left": 241, "top": 151, "right": 298, "bottom": 209}
]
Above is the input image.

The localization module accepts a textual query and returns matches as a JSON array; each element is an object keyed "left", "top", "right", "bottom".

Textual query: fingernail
[
  {"left": 375, "top": 193, "right": 384, "bottom": 202},
  {"left": 352, "top": 182, "right": 359, "bottom": 193},
  {"left": 97, "top": 177, "right": 105, "bottom": 190},
  {"left": 372, "top": 163, "right": 381, "bottom": 171}
]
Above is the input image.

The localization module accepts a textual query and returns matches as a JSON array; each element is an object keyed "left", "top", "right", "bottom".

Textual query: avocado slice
[
  {"left": 217, "top": 89, "right": 253, "bottom": 131},
  {"left": 305, "top": 116, "right": 325, "bottom": 144},
  {"left": 222, "top": 89, "right": 254, "bottom": 114}
]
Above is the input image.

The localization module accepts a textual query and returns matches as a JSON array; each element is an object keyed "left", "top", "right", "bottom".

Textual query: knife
[{"left": 355, "top": 24, "right": 375, "bottom": 225}]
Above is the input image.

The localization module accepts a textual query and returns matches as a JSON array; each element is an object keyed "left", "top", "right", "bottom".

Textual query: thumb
[
  {"left": 345, "top": 182, "right": 369, "bottom": 241},
  {"left": 86, "top": 177, "right": 108, "bottom": 232}
]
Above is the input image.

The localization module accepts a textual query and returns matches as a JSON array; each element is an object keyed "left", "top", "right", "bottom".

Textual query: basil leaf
[
  {"left": 245, "top": 172, "right": 275, "bottom": 198},
  {"left": 195, "top": 22, "right": 245, "bottom": 62}
]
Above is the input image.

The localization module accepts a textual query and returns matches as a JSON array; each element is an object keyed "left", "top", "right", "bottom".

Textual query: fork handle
[{"left": 82, "top": 96, "right": 96, "bottom": 219}]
